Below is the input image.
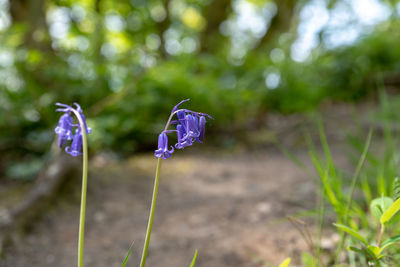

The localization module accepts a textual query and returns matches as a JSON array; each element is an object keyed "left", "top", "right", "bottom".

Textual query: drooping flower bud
[
  {"left": 185, "top": 114, "right": 200, "bottom": 139},
  {"left": 65, "top": 129, "right": 83, "bottom": 157},
  {"left": 176, "top": 110, "right": 186, "bottom": 125},
  {"left": 155, "top": 132, "right": 174, "bottom": 159},
  {"left": 196, "top": 116, "right": 206, "bottom": 143},
  {"left": 55, "top": 113, "right": 73, "bottom": 147},
  {"left": 55, "top": 102, "right": 91, "bottom": 157},
  {"left": 175, "top": 124, "right": 192, "bottom": 149}
]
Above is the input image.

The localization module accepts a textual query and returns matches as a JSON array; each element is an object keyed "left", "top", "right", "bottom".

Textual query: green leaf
[
  {"left": 189, "top": 249, "right": 198, "bottom": 267},
  {"left": 364, "top": 249, "right": 378, "bottom": 260},
  {"left": 301, "top": 252, "right": 315, "bottom": 267},
  {"left": 366, "top": 245, "right": 380, "bottom": 257},
  {"left": 347, "top": 246, "right": 364, "bottom": 254},
  {"left": 310, "top": 153, "right": 339, "bottom": 208},
  {"left": 121, "top": 242, "right": 134, "bottom": 267},
  {"left": 278, "top": 257, "right": 291, "bottom": 267},
  {"left": 333, "top": 223, "right": 368, "bottom": 245},
  {"left": 380, "top": 235, "right": 400, "bottom": 252},
  {"left": 370, "top": 197, "right": 393, "bottom": 220},
  {"left": 392, "top": 177, "right": 400, "bottom": 201},
  {"left": 377, "top": 254, "right": 388, "bottom": 260},
  {"left": 380, "top": 197, "right": 400, "bottom": 225},
  {"left": 347, "top": 246, "right": 376, "bottom": 260}
]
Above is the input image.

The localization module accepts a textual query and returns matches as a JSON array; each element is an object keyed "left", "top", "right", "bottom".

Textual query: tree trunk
[
  {"left": 200, "top": 0, "right": 232, "bottom": 53},
  {"left": 157, "top": 0, "right": 170, "bottom": 57},
  {"left": 254, "top": 0, "right": 296, "bottom": 51},
  {"left": 10, "top": 0, "right": 51, "bottom": 51}
]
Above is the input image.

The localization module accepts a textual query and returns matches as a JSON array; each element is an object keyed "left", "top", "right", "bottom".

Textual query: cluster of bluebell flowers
[
  {"left": 155, "top": 99, "right": 212, "bottom": 159},
  {"left": 55, "top": 103, "right": 91, "bottom": 157}
]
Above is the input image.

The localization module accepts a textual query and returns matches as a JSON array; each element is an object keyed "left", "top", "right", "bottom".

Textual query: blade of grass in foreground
[
  {"left": 190, "top": 250, "right": 198, "bottom": 267},
  {"left": 121, "top": 242, "right": 134, "bottom": 267},
  {"left": 335, "top": 129, "right": 373, "bottom": 264},
  {"left": 333, "top": 223, "right": 368, "bottom": 245},
  {"left": 316, "top": 172, "right": 326, "bottom": 265},
  {"left": 318, "top": 121, "right": 336, "bottom": 178},
  {"left": 344, "top": 129, "right": 373, "bottom": 217}
]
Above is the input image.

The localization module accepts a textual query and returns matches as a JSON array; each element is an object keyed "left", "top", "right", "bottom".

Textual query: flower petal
[{"left": 196, "top": 116, "right": 206, "bottom": 143}]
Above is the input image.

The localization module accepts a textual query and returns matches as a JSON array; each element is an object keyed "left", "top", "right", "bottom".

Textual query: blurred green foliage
[{"left": 0, "top": 0, "right": 400, "bottom": 179}]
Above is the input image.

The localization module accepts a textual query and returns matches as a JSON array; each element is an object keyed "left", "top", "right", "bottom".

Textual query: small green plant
[
  {"left": 305, "top": 119, "right": 400, "bottom": 265},
  {"left": 334, "top": 185, "right": 400, "bottom": 266}
]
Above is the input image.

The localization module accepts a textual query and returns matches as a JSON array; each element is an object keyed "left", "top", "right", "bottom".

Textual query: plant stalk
[
  {"left": 72, "top": 110, "right": 89, "bottom": 267},
  {"left": 316, "top": 178, "right": 326, "bottom": 267},
  {"left": 377, "top": 224, "right": 384, "bottom": 247},
  {"left": 140, "top": 157, "right": 162, "bottom": 267}
]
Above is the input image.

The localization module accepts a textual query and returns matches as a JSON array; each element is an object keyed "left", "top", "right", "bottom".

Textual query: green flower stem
[
  {"left": 71, "top": 110, "right": 89, "bottom": 267},
  {"left": 140, "top": 157, "right": 162, "bottom": 267}
]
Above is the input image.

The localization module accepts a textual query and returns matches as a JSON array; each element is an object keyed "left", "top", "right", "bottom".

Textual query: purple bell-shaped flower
[
  {"left": 55, "top": 102, "right": 91, "bottom": 157},
  {"left": 155, "top": 132, "right": 174, "bottom": 159},
  {"left": 65, "top": 128, "right": 83, "bottom": 157},
  {"left": 175, "top": 124, "right": 193, "bottom": 149},
  {"left": 196, "top": 116, "right": 206, "bottom": 143},
  {"left": 55, "top": 113, "right": 74, "bottom": 147},
  {"left": 184, "top": 114, "right": 200, "bottom": 140}
]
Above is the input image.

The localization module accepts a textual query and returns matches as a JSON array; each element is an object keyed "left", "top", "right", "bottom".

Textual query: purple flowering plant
[
  {"left": 55, "top": 102, "right": 91, "bottom": 267},
  {"left": 154, "top": 99, "right": 212, "bottom": 159},
  {"left": 53, "top": 100, "right": 209, "bottom": 267},
  {"left": 140, "top": 99, "right": 212, "bottom": 267},
  {"left": 55, "top": 103, "right": 91, "bottom": 157}
]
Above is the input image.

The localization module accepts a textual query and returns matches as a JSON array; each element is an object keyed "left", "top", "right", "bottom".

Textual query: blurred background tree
[{"left": 0, "top": 0, "right": 399, "bottom": 180}]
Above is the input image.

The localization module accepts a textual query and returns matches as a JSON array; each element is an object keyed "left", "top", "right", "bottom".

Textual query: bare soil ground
[{"left": 2, "top": 149, "right": 320, "bottom": 267}]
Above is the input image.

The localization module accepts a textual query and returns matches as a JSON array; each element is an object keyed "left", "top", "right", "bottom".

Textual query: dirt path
[{"left": 2, "top": 147, "right": 323, "bottom": 267}]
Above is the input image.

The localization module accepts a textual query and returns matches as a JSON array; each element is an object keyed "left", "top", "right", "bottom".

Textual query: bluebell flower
[
  {"left": 196, "top": 116, "right": 206, "bottom": 143},
  {"left": 155, "top": 132, "right": 174, "bottom": 159},
  {"left": 55, "top": 102, "right": 91, "bottom": 157},
  {"left": 185, "top": 114, "right": 200, "bottom": 139},
  {"left": 55, "top": 112, "right": 73, "bottom": 147},
  {"left": 73, "top": 103, "right": 92, "bottom": 134},
  {"left": 155, "top": 99, "right": 212, "bottom": 158},
  {"left": 176, "top": 110, "right": 186, "bottom": 125},
  {"left": 175, "top": 124, "right": 193, "bottom": 149},
  {"left": 66, "top": 129, "right": 83, "bottom": 156}
]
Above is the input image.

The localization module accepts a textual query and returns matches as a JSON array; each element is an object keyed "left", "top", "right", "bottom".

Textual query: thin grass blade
[
  {"left": 333, "top": 223, "right": 368, "bottom": 245},
  {"left": 121, "top": 242, "right": 134, "bottom": 267},
  {"left": 189, "top": 250, "right": 198, "bottom": 267},
  {"left": 380, "top": 235, "right": 400, "bottom": 252}
]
